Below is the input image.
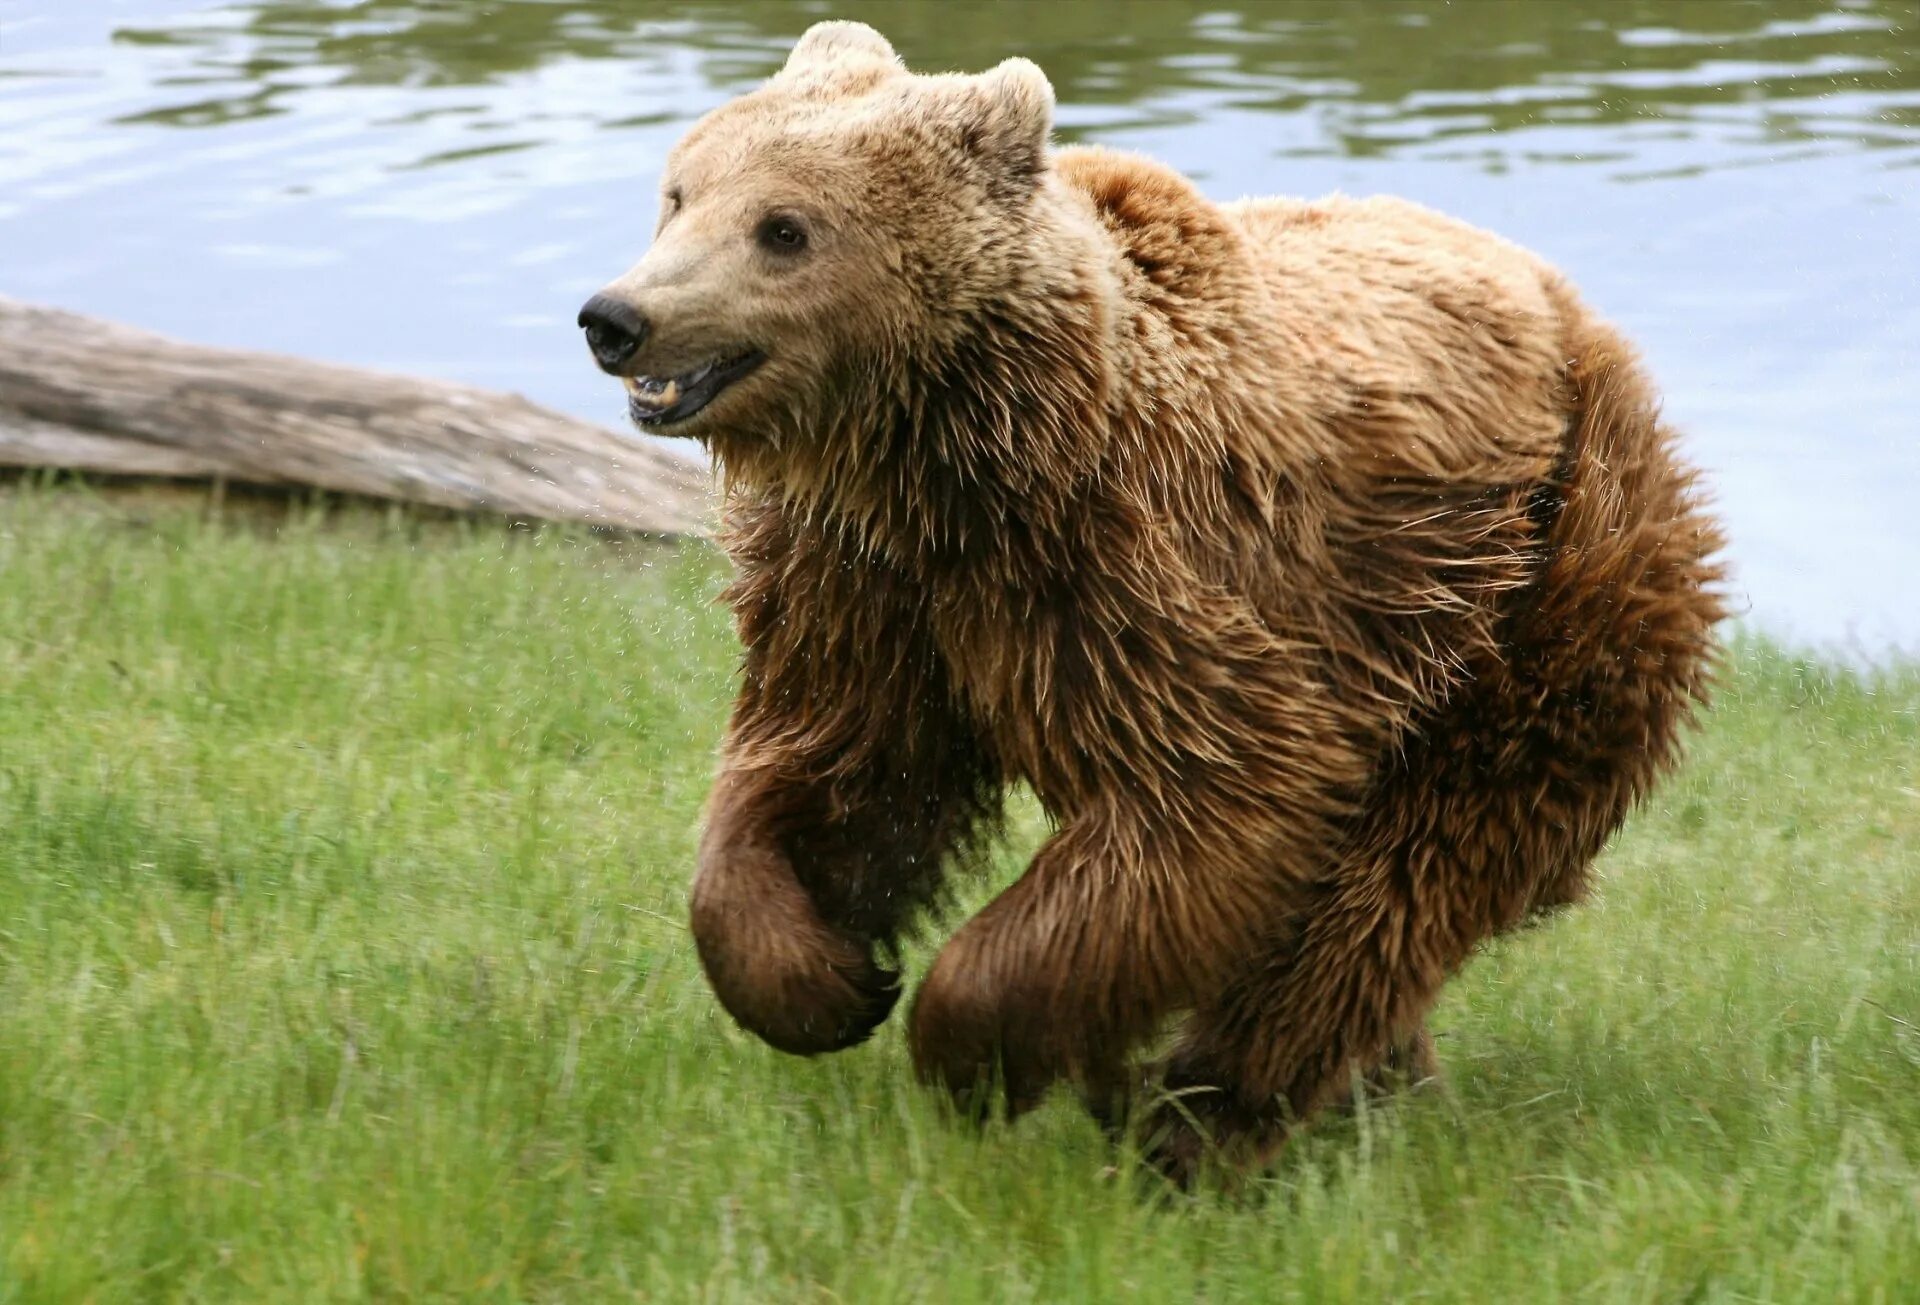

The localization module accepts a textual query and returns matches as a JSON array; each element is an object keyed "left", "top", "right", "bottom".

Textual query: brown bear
[{"left": 578, "top": 21, "right": 1726, "bottom": 1184}]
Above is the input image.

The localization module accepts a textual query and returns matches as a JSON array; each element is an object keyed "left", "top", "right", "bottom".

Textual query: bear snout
[{"left": 577, "top": 292, "right": 650, "bottom": 373}]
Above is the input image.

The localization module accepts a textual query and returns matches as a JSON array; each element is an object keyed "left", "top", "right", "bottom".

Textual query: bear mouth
[{"left": 624, "top": 351, "right": 765, "bottom": 428}]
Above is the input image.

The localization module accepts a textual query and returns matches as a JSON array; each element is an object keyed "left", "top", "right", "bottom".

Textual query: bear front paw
[
  {"left": 908, "top": 934, "right": 1065, "bottom": 1121},
  {"left": 696, "top": 914, "right": 901, "bottom": 1056},
  {"left": 690, "top": 842, "right": 902, "bottom": 1056}
]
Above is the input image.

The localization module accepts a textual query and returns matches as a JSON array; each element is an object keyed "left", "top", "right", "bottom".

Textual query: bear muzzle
[{"left": 577, "top": 292, "right": 649, "bottom": 373}]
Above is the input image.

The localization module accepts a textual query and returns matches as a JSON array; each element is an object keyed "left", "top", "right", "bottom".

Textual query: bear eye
[
  {"left": 756, "top": 214, "right": 809, "bottom": 254},
  {"left": 664, "top": 186, "right": 683, "bottom": 215}
]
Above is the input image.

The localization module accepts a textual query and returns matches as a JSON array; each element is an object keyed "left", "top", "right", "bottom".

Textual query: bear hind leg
[
  {"left": 1138, "top": 627, "right": 1702, "bottom": 1185},
  {"left": 1138, "top": 340, "right": 1726, "bottom": 1185}
]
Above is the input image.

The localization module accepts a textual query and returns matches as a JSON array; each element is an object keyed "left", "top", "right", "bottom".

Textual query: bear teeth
[
  {"left": 632, "top": 377, "right": 680, "bottom": 409},
  {"left": 622, "top": 351, "right": 762, "bottom": 425},
  {"left": 632, "top": 360, "right": 723, "bottom": 406}
]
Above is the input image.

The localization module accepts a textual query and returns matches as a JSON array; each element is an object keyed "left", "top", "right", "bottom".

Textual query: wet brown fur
[{"left": 606, "top": 23, "right": 1728, "bottom": 1183}]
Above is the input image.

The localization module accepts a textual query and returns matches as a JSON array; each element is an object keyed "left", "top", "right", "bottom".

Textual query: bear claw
[{"left": 814, "top": 960, "right": 902, "bottom": 1052}]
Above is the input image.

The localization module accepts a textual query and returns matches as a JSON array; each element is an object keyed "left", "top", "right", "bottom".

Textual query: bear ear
[
  {"left": 781, "top": 21, "right": 903, "bottom": 78},
  {"left": 954, "top": 57, "right": 1055, "bottom": 194}
]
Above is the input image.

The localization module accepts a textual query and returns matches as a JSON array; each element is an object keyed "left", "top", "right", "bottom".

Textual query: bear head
[{"left": 580, "top": 23, "right": 1112, "bottom": 515}]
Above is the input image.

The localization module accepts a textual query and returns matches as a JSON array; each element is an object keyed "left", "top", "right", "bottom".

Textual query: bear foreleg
[
  {"left": 693, "top": 507, "right": 1005, "bottom": 1056},
  {"left": 690, "top": 768, "right": 913, "bottom": 1055},
  {"left": 909, "top": 816, "right": 1277, "bottom": 1120}
]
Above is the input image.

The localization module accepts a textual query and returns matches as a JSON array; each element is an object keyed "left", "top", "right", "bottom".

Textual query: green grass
[{"left": 1, "top": 482, "right": 1916, "bottom": 1303}]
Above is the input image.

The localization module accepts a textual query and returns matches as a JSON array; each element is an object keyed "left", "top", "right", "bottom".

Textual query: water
[{"left": 2, "top": 0, "right": 1915, "bottom": 653}]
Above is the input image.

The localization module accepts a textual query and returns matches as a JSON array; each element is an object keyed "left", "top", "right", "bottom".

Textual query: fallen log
[{"left": 0, "top": 295, "right": 713, "bottom": 536}]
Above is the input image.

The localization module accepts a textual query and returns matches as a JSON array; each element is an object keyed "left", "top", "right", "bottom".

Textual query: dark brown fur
[{"left": 593, "top": 23, "right": 1728, "bottom": 1183}]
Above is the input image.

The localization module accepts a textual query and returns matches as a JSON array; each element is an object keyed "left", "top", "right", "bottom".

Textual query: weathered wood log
[{"left": 0, "top": 295, "right": 713, "bottom": 536}]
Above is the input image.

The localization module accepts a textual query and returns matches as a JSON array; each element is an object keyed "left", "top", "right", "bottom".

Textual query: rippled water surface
[{"left": 2, "top": 1, "right": 1915, "bottom": 650}]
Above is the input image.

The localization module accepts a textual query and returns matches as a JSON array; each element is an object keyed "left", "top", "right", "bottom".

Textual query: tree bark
[{"left": 0, "top": 296, "right": 713, "bottom": 536}]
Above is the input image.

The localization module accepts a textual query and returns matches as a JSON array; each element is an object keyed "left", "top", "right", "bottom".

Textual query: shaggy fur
[{"left": 584, "top": 22, "right": 1727, "bottom": 1183}]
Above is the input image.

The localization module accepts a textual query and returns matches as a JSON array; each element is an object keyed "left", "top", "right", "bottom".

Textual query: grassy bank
[{"left": 1, "top": 484, "right": 1916, "bottom": 1302}]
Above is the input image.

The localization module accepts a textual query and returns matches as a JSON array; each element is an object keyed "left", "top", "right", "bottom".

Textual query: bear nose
[{"left": 577, "top": 293, "right": 650, "bottom": 372}]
